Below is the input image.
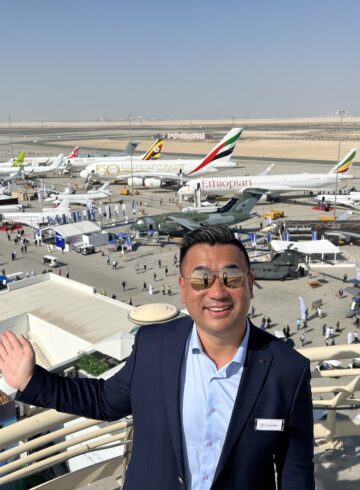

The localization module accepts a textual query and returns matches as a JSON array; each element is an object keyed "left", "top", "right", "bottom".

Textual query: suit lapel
[
  {"left": 214, "top": 324, "right": 274, "bottom": 481},
  {"left": 162, "top": 317, "right": 193, "bottom": 474}
]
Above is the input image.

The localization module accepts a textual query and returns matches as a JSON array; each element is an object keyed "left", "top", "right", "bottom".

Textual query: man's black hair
[{"left": 179, "top": 224, "right": 250, "bottom": 272}]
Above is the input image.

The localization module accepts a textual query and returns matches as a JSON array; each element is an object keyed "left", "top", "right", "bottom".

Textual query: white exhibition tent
[
  {"left": 41, "top": 221, "right": 101, "bottom": 240},
  {"left": 270, "top": 239, "right": 341, "bottom": 264}
]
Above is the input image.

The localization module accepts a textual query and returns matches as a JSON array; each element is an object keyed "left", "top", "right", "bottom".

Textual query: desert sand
[{"left": 2, "top": 117, "right": 360, "bottom": 162}]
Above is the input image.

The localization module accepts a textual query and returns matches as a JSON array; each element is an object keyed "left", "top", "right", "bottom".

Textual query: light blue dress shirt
[{"left": 180, "top": 321, "right": 250, "bottom": 490}]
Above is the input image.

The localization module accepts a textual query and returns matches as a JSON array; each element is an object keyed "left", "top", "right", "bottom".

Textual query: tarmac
[{"left": 1, "top": 133, "right": 360, "bottom": 487}]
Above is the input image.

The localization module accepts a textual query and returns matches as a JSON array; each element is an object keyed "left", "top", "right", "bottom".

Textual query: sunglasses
[{"left": 181, "top": 267, "right": 248, "bottom": 291}]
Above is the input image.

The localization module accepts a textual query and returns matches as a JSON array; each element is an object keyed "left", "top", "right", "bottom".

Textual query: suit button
[{"left": 178, "top": 476, "right": 184, "bottom": 485}]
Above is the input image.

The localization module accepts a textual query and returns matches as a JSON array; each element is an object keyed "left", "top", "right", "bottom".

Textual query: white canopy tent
[{"left": 270, "top": 239, "right": 341, "bottom": 265}]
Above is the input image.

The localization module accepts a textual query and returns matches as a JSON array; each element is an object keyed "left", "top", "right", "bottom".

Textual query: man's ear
[
  {"left": 248, "top": 271, "right": 254, "bottom": 299},
  {"left": 178, "top": 275, "right": 186, "bottom": 304}
]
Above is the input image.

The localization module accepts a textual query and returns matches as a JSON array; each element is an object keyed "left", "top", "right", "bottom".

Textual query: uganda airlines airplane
[
  {"left": 79, "top": 128, "right": 243, "bottom": 188},
  {"left": 178, "top": 148, "right": 357, "bottom": 198},
  {"left": 63, "top": 139, "right": 164, "bottom": 173}
]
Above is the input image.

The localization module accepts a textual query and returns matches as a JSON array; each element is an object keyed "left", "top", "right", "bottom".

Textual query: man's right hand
[{"left": 0, "top": 330, "right": 35, "bottom": 391}]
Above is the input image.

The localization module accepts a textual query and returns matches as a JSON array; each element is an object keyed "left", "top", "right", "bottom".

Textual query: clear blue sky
[{"left": 1, "top": 0, "right": 360, "bottom": 121}]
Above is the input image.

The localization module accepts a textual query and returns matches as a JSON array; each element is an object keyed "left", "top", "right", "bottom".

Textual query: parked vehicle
[
  {"left": 42, "top": 255, "right": 59, "bottom": 267},
  {"left": 75, "top": 244, "right": 95, "bottom": 255}
]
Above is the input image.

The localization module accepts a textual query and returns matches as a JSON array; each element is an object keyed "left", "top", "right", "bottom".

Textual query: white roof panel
[
  {"left": 271, "top": 239, "right": 340, "bottom": 254},
  {"left": 0, "top": 275, "right": 134, "bottom": 344},
  {"left": 48, "top": 221, "right": 101, "bottom": 238}
]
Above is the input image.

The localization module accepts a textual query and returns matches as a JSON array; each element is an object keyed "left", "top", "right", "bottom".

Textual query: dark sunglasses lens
[
  {"left": 189, "top": 270, "right": 215, "bottom": 290},
  {"left": 189, "top": 269, "right": 245, "bottom": 290},
  {"left": 221, "top": 268, "right": 245, "bottom": 288}
]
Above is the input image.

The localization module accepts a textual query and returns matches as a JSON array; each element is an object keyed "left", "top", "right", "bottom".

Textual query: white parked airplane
[
  {"left": 62, "top": 139, "right": 164, "bottom": 173},
  {"left": 60, "top": 141, "right": 140, "bottom": 172},
  {"left": 178, "top": 148, "right": 357, "bottom": 198},
  {"left": 21, "top": 154, "right": 64, "bottom": 178},
  {"left": 0, "top": 151, "right": 26, "bottom": 168},
  {"left": 0, "top": 148, "right": 77, "bottom": 168},
  {"left": 315, "top": 193, "right": 360, "bottom": 209},
  {"left": 22, "top": 147, "right": 78, "bottom": 167},
  {"left": 45, "top": 183, "right": 112, "bottom": 205},
  {"left": 0, "top": 154, "right": 64, "bottom": 178},
  {"left": 0, "top": 166, "right": 22, "bottom": 179},
  {"left": 0, "top": 201, "right": 71, "bottom": 228},
  {"left": 79, "top": 128, "right": 243, "bottom": 188}
]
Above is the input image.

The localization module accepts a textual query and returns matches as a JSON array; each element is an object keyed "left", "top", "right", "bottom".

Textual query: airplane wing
[{"left": 167, "top": 215, "right": 200, "bottom": 231}]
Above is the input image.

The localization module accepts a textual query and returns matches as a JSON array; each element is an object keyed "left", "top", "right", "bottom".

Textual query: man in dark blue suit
[{"left": 0, "top": 224, "right": 314, "bottom": 489}]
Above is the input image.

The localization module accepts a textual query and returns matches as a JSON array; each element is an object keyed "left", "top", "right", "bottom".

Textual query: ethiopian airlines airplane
[
  {"left": 79, "top": 128, "right": 243, "bottom": 188},
  {"left": 178, "top": 148, "right": 357, "bottom": 198}
]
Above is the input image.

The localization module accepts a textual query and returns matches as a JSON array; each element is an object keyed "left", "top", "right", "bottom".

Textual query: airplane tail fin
[
  {"left": 141, "top": 139, "right": 164, "bottom": 160},
  {"left": 187, "top": 128, "right": 243, "bottom": 176},
  {"left": 259, "top": 163, "right": 275, "bottom": 176},
  {"left": 66, "top": 147, "right": 79, "bottom": 160},
  {"left": 50, "top": 154, "right": 64, "bottom": 170},
  {"left": 123, "top": 142, "right": 139, "bottom": 156},
  {"left": 55, "top": 200, "right": 70, "bottom": 210},
  {"left": 222, "top": 188, "right": 264, "bottom": 214},
  {"left": 329, "top": 148, "right": 357, "bottom": 174},
  {"left": 11, "top": 151, "right": 26, "bottom": 167},
  {"left": 99, "top": 182, "right": 111, "bottom": 191}
]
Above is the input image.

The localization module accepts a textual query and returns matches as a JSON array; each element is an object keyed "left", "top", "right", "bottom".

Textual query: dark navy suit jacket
[{"left": 17, "top": 316, "right": 314, "bottom": 489}]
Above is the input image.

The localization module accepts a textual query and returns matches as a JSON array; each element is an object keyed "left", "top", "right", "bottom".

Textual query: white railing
[
  {"left": 299, "top": 344, "right": 360, "bottom": 450},
  {"left": 1, "top": 344, "right": 360, "bottom": 487},
  {"left": 0, "top": 409, "right": 133, "bottom": 487}
]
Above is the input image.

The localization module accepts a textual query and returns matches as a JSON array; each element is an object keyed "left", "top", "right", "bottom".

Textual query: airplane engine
[
  {"left": 127, "top": 177, "right": 144, "bottom": 187},
  {"left": 144, "top": 178, "right": 162, "bottom": 188}
]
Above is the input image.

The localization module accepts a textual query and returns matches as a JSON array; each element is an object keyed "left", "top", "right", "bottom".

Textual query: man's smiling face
[{"left": 179, "top": 243, "right": 254, "bottom": 341}]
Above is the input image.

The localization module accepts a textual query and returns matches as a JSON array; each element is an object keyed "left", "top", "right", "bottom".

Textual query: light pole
[
  {"left": 333, "top": 110, "right": 346, "bottom": 218},
  {"left": 128, "top": 114, "right": 137, "bottom": 196},
  {"left": 8, "top": 115, "right": 14, "bottom": 160}
]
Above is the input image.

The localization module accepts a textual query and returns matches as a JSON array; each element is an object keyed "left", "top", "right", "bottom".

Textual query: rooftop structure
[{"left": 0, "top": 273, "right": 135, "bottom": 382}]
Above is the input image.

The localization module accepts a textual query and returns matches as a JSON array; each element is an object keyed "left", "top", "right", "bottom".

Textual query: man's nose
[{"left": 207, "top": 275, "right": 229, "bottom": 297}]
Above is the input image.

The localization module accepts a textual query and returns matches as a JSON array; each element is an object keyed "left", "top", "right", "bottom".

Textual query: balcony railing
[
  {"left": 0, "top": 409, "right": 133, "bottom": 488},
  {"left": 0, "top": 343, "right": 360, "bottom": 488}
]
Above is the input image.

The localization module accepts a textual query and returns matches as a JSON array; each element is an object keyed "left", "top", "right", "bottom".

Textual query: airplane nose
[{"left": 80, "top": 169, "right": 88, "bottom": 179}]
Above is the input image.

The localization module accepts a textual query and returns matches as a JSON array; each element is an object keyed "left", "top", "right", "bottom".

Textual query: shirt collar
[{"left": 190, "top": 318, "right": 250, "bottom": 366}]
